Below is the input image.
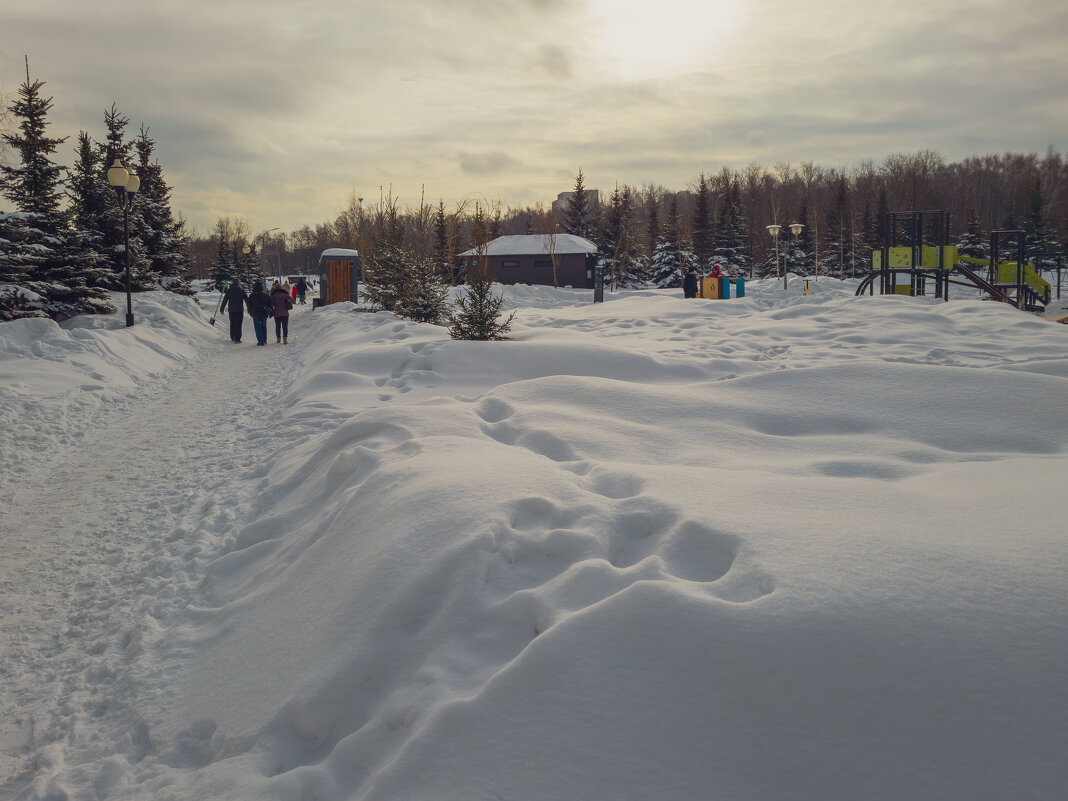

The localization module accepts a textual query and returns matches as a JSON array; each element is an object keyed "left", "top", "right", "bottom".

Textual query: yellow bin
[{"left": 700, "top": 276, "right": 720, "bottom": 298}]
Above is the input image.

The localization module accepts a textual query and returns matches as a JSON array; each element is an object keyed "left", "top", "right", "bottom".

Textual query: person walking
[
  {"left": 219, "top": 280, "right": 248, "bottom": 342},
  {"left": 271, "top": 281, "right": 294, "bottom": 343},
  {"left": 295, "top": 277, "right": 308, "bottom": 305},
  {"left": 246, "top": 280, "right": 273, "bottom": 346}
]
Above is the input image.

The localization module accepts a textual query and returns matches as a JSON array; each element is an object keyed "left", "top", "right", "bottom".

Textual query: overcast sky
[{"left": 3, "top": 0, "right": 1067, "bottom": 236}]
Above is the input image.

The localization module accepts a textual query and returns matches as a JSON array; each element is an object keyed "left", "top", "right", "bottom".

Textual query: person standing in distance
[
  {"left": 247, "top": 280, "right": 273, "bottom": 346},
  {"left": 271, "top": 281, "right": 294, "bottom": 343},
  {"left": 219, "top": 279, "right": 248, "bottom": 342},
  {"left": 683, "top": 267, "right": 698, "bottom": 299}
]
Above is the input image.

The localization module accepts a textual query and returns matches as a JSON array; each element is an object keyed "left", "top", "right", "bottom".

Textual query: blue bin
[{"left": 735, "top": 277, "right": 745, "bottom": 298}]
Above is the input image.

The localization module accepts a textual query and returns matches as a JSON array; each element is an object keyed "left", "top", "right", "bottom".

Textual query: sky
[{"left": 3, "top": 0, "right": 1068, "bottom": 236}]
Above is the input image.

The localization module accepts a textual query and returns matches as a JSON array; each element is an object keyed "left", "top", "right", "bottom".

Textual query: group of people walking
[{"left": 219, "top": 277, "right": 307, "bottom": 345}]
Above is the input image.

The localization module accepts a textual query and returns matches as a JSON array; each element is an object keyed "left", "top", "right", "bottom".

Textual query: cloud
[
  {"left": 2, "top": 0, "right": 1066, "bottom": 235},
  {"left": 458, "top": 151, "right": 523, "bottom": 175}
]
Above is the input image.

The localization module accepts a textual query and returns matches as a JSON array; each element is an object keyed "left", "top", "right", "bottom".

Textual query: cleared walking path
[{"left": 0, "top": 306, "right": 305, "bottom": 796}]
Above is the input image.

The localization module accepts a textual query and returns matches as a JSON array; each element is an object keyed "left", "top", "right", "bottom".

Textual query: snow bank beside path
[
  {"left": 153, "top": 288, "right": 1067, "bottom": 801},
  {"left": 0, "top": 291, "right": 213, "bottom": 485}
]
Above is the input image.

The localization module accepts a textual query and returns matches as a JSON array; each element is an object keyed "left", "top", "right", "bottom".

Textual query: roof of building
[
  {"left": 460, "top": 234, "right": 598, "bottom": 257},
  {"left": 320, "top": 248, "right": 359, "bottom": 258}
]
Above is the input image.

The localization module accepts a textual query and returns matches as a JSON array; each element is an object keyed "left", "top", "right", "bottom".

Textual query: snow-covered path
[{"left": 0, "top": 309, "right": 304, "bottom": 796}]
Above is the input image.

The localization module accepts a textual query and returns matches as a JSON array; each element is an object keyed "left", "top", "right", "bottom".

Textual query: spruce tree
[
  {"left": 0, "top": 210, "right": 48, "bottom": 319},
  {"left": 433, "top": 199, "right": 450, "bottom": 280},
  {"left": 649, "top": 194, "right": 693, "bottom": 288},
  {"left": 363, "top": 195, "right": 412, "bottom": 312},
  {"left": 692, "top": 173, "right": 713, "bottom": 269},
  {"left": 710, "top": 180, "right": 750, "bottom": 277},
  {"left": 210, "top": 218, "right": 237, "bottom": 289},
  {"left": 815, "top": 178, "right": 847, "bottom": 278},
  {"left": 95, "top": 104, "right": 151, "bottom": 289},
  {"left": 66, "top": 131, "right": 111, "bottom": 288},
  {"left": 956, "top": 212, "right": 988, "bottom": 261},
  {"left": 0, "top": 65, "right": 111, "bottom": 319},
  {"left": 563, "top": 169, "right": 592, "bottom": 239},
  {"left": 598, "top": 186, "right": 642, "bottom": 288},
  {"left": 397, "top": 255, "right": 451, "bottom": 324},
  {"left": 448, "top": 265, "right": 516, "bottom": 340},
  {"left": 134, "top": 124, "right": 190, "bottom": 291}
]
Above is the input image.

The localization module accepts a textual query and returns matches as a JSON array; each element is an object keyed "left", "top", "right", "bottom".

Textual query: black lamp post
[{"left": 107, "top": 159, "right": 140, "bottom": 326}]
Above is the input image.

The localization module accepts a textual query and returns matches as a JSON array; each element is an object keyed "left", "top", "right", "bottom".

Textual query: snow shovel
[{"left": 208, "top": 293, "right": 223, "bottom": 326}]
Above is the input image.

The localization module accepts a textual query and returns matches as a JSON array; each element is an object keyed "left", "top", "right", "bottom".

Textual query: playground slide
[
  {"left": 957, "top": 255, "right": 1051, "bottom": 304},
  {"left": 952, "top": 261, "right": 1010, "bottom": 304}
]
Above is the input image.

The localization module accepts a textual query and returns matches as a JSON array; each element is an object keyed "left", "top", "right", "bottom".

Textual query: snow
[
  {"left": 1, "top": 279, "right": 1067, "bottom": 801},
  {"left": 460, "top": 233, "right": 598, "bottom": 257},
  {"left": 320, "top": 248, "right": 359, "bottom": 258}
]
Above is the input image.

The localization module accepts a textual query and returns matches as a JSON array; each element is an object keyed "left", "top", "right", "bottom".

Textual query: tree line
[
  {"left": 190, "top": 149, "right": 1068, "bottom": 295},
  {"left": 0, "top": 63, "right": 188, "bottom": 321}
]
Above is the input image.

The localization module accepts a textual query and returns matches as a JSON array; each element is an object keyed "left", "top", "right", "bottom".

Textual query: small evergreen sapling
[{"left": 448, "top": 266, "right": 515, "bottom": 340}]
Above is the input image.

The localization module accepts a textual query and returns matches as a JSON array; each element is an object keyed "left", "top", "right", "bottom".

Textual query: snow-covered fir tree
[
  {"left": 0, "top": 66, "right": 112, "bottom": 319},
  {"left": 94, "top": 104, "right": 152, "bottom": 290},
  {"left": 397, "top": 255, "right": 451, "bottom": 324},
  {"left": 563, "top": 169, "right": 594, "bottom": 240},
  {"left": 134, "top": 125, "right": 191, "bottom": 292},
  {"left": 790, "top": 198, "right": 813, "bottom": 275},
  {"left": 448, "top": 265, "right": 515, "bottom": 340},
  {"left": 432, "top": 200, "right": 451, "bottom": 282},
  {"left": 956, "top": 213, "right": 988, "bottom": 262},
  {"left": 1023, "top": 178, "right": 1064, "bottom": 272},
  {"left": 0, "top": 210, "right": 47, "bottom": 319},
  {"left": 363, "top": 196, "right": 412, "bottom": 312},
  {"left": 649, "top": 194, "right": 695, "bottom": 288},
  {"left": 599, "top": 185, "right": 646, "bottom": 288},
  {"left": 710, "top": 180, "right": 750, "bottom": 277},
  {"left": 691, "top": 173, "right": 713, "bottom": 269},
  {"left": 818, "top": 178, "right": 849, "bottom": 278},
  {"left": 66, "top": 131, "right": 111, "bottom": 289},
  {"left": 210, "top": 219, "right": 238, "bottom": 289}
]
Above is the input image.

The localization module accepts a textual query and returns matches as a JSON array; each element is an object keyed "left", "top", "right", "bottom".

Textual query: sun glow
[{"left": 586, "top": 0, "right": 742, "bottom": 80}]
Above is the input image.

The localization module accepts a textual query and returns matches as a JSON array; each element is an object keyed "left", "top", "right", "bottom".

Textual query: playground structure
[{"left": 856, "top": 210, "right": 1051, "bottom": 312}]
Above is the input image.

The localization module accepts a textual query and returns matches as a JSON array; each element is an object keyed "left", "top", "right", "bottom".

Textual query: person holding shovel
[{"left": 219, "top": 280, "right": 248, "bottom": 343}]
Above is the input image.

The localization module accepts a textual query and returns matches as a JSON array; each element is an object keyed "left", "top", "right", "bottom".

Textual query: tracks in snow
[{"left": 0, "top": 319, "right": 302, "bottom": 796}]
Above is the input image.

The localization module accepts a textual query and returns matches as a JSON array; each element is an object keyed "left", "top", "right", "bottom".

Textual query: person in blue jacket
[{"left": 246, "top": 281, "right": 273, "bottom": 346}]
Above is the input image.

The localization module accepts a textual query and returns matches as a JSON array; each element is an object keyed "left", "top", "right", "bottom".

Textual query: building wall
[{"left": 466, "top": 252, "right": 594, "bottom": 287}]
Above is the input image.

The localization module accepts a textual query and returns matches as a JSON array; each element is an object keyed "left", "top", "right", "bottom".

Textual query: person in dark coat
[
  {"left": 295, "top": 277, "right": 308, "bottom": 305},
  {"left": 683, "top": 267, "right": 698, "bottom": 299},
  {"left": 219, "top": 280, "right": 248, "bottom": 342},
  {"left": 270, "top": 282, "right": 294, "bottom": 343},
  {"left": 246, "top": 280, "right": 273, "bottom": 346}
]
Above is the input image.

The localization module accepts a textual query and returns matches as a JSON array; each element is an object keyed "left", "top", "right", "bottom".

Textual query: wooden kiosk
[{"left": 316, "top": 248, "right": 360, "bottom": 307}]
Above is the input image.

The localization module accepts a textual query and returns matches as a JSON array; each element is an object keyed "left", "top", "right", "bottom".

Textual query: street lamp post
[
  {"left": 765, "top": 222, "right": 804, "bottom": 290},
  {"left": 106, "top": 159, "right": 140, "bottom": 326}
]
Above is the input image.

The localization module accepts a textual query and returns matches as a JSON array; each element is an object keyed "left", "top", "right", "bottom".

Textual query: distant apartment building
[{"left": 551, "top": 188, "right": 600, "bottom": 219}]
